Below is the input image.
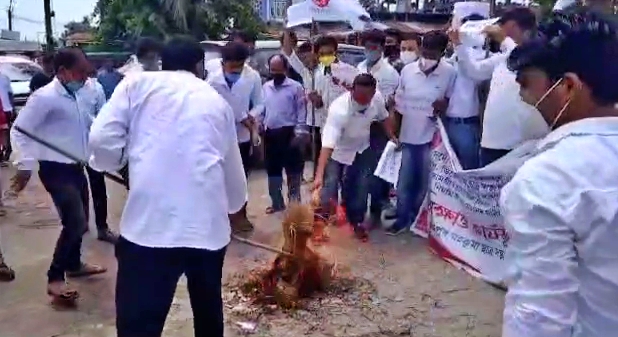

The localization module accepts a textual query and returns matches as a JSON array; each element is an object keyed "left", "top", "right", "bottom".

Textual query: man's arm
[
  {"left": 11, "top": 91, "right": 51, "bottom": 170},
  {"left": 219, "top": 104, "right": 248, "bottom": 214},
  {"left": 455, "top": 45, "right": 502, "bottom": 82},
  {"left": 375, "top": 93, "right": 397, "bottom": 142},
  {"left": 381, "top": 65, "right": 400, "bottom": 100},
  {"left": 294, "top": 84, "right": 308, "bottom": 134},
  {"left": 89, "top": 78, "right": 131, "bottom": 172},
  {"left": 500, "top": 176, "right": 578, "bottom": 337},
  {"left": 315, "top": 101, "right": 346, "bottom": 182}
]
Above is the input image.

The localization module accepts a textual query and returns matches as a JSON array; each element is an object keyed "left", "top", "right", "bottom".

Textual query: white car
[{"left": 0, "top": 56, "right": 43, "bottom": 107}]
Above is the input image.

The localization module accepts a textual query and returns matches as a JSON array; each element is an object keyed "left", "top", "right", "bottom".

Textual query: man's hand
[
  {"left": 482, "top": 25, "right": 507, "bottom": 44},
  {"left": 447, "top": 28, "right": 461, "bottom": 46},
  {"left": 432, "top": 98, "right": 449, "bottom": 116},
  {"left": 308, "top": 91, "right": 324, "bottom": 109},
  {"left": 312, "top": 175, "right": 323, "bottom": 192}
]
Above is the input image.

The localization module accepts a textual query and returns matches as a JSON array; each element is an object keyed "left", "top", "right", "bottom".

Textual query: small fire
[{"left": 240, "top": 203, "right": 336, "bottom": 309}]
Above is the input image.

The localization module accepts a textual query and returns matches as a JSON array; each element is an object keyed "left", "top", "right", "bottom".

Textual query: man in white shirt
[
  {"left": 0, "top": 69, "right": 13, "bottom": 165},
  {"left": 207, "top": 41, "right": 262, "bottom": 232},
  {"left": 357, "top": 29, "right": 400, "bottom": 227},
  {"left": 452, "top": 7, "right": 547, "bottom": 167},
  {"left": 390, "top": 31, "right": 456, "bottom": 236},
  {"left": 12, "top": 47, "right": 107, "bottom": 301},
  {"left": 314, "top": 74, "right": 397, "bottom": 241},
  {"left": 89, "top": 37, "right": 246, "bottom": 337},
  {"left": 500, "top": 10, "right": 618, "bottom": 337},
  {"left": 443, "top": 13, "right": 487, "bottom": 170}
]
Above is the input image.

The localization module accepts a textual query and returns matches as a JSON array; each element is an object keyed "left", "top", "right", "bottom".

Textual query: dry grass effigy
[{"left": 238, "top": 203, "right": 336, "bottom": 309}]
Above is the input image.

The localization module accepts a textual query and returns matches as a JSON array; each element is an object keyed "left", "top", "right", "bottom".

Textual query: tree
[
  {"left": 94, "top": 0, "right": 265, "bottom": 45},
  {"left": 62, "top": 15, "right": 94, "bottom": 39}
]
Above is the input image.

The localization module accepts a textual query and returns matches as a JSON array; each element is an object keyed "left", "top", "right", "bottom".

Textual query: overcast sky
[{"left": 0, "top": 0, "right": 97, "bottom": 41}]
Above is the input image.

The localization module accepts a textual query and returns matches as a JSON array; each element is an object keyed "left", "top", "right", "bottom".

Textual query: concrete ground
[{"left": 0, "top": 165, "right": 505, "bottom": 337}]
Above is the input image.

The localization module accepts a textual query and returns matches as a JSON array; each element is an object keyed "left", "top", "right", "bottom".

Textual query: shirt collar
[
  {"left": 52, "top": 77, "right": 76, "bottom": 98},
  {"left": 410, "top": 60, "right": 444, "bottom": 77},
  {"left": 537, "top": 117, "right": 618, "bottom": 151}
]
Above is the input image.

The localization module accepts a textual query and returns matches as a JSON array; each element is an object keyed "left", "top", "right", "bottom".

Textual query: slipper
[
  {"left": 0, "top": 263, "right": 15, "bottom": 282},
  {"left": 47, "top": 281, "right": 79, "bottom": 300},
  {"left": 66, "top": 263, "right": 107, "bottom": 278},
  {"left": 265, "top": 206, "right": 285, "bottom": 215}
]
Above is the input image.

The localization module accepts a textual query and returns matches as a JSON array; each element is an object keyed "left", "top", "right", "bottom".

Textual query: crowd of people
[{"left": 0, "top": 4, "right": 616, "bottom": 337}]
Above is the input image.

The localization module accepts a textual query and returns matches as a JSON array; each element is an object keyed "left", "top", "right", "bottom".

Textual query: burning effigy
[{"left": 239, "top": 202, "right": 336, "bottom": 309}]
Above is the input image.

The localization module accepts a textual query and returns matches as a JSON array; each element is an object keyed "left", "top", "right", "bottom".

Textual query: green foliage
[{"left": 94, "top": 0, "right": 265, "bottom": 45}]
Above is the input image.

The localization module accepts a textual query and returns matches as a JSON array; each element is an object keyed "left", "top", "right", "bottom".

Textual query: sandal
[
  {"left": 265, "top": 206, "right": 285, "bottom": 215},
  {"left": 0, "top": 263, "right": 15, "bottom": 282},
  {"left": 47, "top": 281, "right": 79, "bottom": 303},
  {"left": 353, "top": 226, "right": 369, "bottom": 242},
  {"left": 66, "top": 263, "right": 107, "bottom": 278}
]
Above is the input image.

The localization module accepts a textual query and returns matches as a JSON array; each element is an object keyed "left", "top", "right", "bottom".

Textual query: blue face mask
[
  {"left": 224, "top": 72, "right": 241, "bottom": 85},
  {"left": 364, "top": 50, "right": 382, "bottom": 64},
  {"left": 65, "top": 80, "right": 85, "bottom": 93}
]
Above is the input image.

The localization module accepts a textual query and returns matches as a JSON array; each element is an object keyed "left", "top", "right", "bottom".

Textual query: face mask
[
  {"left": 419, "top": 57, "right": 438, "bottom": 71},
  {"left": 364, "top": 50, "right": 382, "bottom": 64},
  {"left": 271, "top": 73, "right": 286, "bottom": 86},
  {"left": 319, "top": 55, "right": 336, "bottom": 67},
  {"left": 224, "top": 72, "right": 241, "bottom": 84},
  {"left": 534, "top": 78, "right": 572, "bottom": 129},
  {"left": 65, "top": 80, "right": 85, "bottom": 93},
  {"left": 351, "top": 98, "right": 370, "bottom": 112},
  {"left": 400, "top": 51, "right": 418, "bottom": 65}
]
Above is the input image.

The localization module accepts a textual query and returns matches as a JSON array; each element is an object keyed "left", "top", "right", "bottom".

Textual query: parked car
[
  {"left": 200, "top": 40, "right": 365, "bottom": 80},
  {"left": 0, "top": 56, "right": 43, "bottom": 107}
]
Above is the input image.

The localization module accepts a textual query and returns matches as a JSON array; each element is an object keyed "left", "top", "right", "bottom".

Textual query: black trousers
[
  {"left": 368, "top": 122, "right": 390, "bottom": 216},
  {"left": 479, "top": 147, "right": 510, "bottom": 167},
  {"left": 38, "top": 161, "right": 89, "bottom": 283},
  {"left": 310, "top": 126, "right": 322, "bottom": 176},
  {"left": 239, "top": 141, "right": 252, "bottom": 177},
  {"left": 264, "top": 126, "right": 303, "bottom": 208},
  {"left": 115, "top": 237, "right": 227, "bottom": 337},
  {"left": 86, "top": 167, "right": 109, "bottom": 231}
]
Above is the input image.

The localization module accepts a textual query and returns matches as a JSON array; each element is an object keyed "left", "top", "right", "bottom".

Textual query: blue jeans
[
  {"left": 393, "top": 143, "right": 431, "bottom": 231},
  {"left": 443, "top": 116, "right": 480, "bottom": 170},
  {"left": 320, "top": 148, "right": 373, "bottom": 227}
]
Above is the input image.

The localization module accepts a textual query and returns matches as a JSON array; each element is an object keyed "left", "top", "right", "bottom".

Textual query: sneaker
[
  {"left": 97, "top": 229, "right": 119, "bottom": 244},
  {"left": 385, "top": 226, "right": 407, "bottom": 236}
]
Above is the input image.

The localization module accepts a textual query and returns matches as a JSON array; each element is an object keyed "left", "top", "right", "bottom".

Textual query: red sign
[{"left": 312, "top": 0, "right": 330, "bottom": 8}]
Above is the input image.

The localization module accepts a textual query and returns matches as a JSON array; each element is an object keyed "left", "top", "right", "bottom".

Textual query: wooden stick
[{"left": 231, "top": 234, "right": 297, "bottom": 259}]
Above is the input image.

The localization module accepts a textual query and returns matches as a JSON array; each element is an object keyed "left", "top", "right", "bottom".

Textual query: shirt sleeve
[
  {"left": 321, "top": 99, "right": 347, "bottom": 149},
  {"left": 293, "top": 83, "right": 308, "bottom": 133},
  {"left": 248, "top": 71, "right": 264, "bottom": 118},
  {"left": 500, "top": 175, "right": 578, "bottom": 337},
  {"left": 285, "top": 51, "right": 306, "bottom": 77},
  {"left": 89, "top": 78, "right": 131, "bottom": 172},
  {"left": 93, "top": 82, "right": 107, "bottom": 116},
  {"left": 10, "top": 91, "right": 51, "bottom": 170},
  {"left": 220, "top": 104, "right": 248, "bottom": 213},
  {"left": 374, "top": 92, "right": 389, "bottom": 121},
  {"left": 394, "top": 70, "right": 406, "bottom": 113},
  {"left": 382, "top": 66, "right": 400, "bottom": 99},
  {"left": 455, "top": 44, "right": 503, "bottom": 82},
  {"left": 445, "top": 69, "right": 457, "bottom": 99}
]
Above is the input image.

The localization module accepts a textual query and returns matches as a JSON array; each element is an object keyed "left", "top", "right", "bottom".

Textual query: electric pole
[
  {"left": 7, "top": 0, "right": 14, "bottom": 31},
  {"left": 43, "top": 0, "right": 54, "bottom": 51}
]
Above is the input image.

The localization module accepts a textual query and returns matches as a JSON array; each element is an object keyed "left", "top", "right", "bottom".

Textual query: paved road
[{"left": 0, "top": 165, "right": 505, "bottom": 337}]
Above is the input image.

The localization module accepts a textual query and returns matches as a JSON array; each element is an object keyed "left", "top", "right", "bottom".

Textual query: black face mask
[
  {"left": 271, "top": 73, "right": 286, "bottom": 85},
  {"left": 384, "top": 44, "right": 400, "bottom": 58}
]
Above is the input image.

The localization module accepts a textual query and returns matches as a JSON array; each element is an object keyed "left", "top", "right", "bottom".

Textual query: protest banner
[{"left": 407, "top": 121, "right": 538, "bottom": 284}]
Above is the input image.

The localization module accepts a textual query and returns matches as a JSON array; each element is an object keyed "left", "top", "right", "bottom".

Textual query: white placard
[
  {"left": 459, "top": 17, "right": 499, "bottom": 48},
  {"left": 452, "top": 2, "right": 490, "bottom": 28},
  {"left": 286, "top": 0, "right": 370, "bottom": 30},
  {"left": 374, "top": 141, "right": 402, "bottom": 186}
]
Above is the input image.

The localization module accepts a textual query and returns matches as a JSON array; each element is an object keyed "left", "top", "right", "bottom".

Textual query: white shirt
[
  {"left": 0, "top": 72, "right": 13, "bottom": 112},
  {"left": 357, "top": 58, "right": 399, "bottom": 100},
  {"left": 315, "top": 61, "right": 358, "bottom": 124},
  {"left": 285, "top": 52, "right": 325, "bottom": 127},
  {"left": 207, "top": 66, "right": 263, "bottom": 143},
  {"left": 322, "top": 91, "right": 389, "bottom": 165},
  {"left": 11, "top": 78, "right": 105, "bottom": 170},
  {"left": 395, "top": 60, "right": 456, "bottom": 145},
  {"left": 456, "top": 38, "right": 549, "bottom": 149},
  {"left": 500, "top": 117, "right": 618, "bottom": 337},
  {"left": 446, "top": 48, "right": 487, "bottom": 118},
  {"left": 88, "top": 71, "right": 247, "bottom": 250}
]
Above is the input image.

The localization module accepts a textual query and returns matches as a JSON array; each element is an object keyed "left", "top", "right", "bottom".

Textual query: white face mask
[
  {"left": 419, "top": 57, "right": 438, "bottom": 71},
  {"left": 534, "top": 78, "right": 572, "bottom": 129},
  {"left": 400, "top": 51, "right": 418, "bottom": 65}
]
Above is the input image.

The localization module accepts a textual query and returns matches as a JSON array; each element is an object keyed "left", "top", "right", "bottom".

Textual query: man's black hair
[
  {"left": 297, "top": 41, "right": 314, "bottom": 54},
  {"left": 421, "top": 30, "right": 449, "bottom": 52},
  {"left": 462, "top": 13, "right": 486, "bottom": 24},
  {"left": 53, "top": 47, "right": 85, "bottom": 73},
  {"left": 42, "top": 52, "right": 55, "bottom": 65},
  {"left": 384, "top": 28, "right": 402, "bottom": 43},
  {"left": 221, "top": 41, "right": 250, "bottom": 63},
  {"left": 498, "top": 7, "right": 537, "bottom": 31},
  {"left": 508, "top": 9, "right": 618, "bottom": 105},
  {"left": 229, "top": 30, "right": 257, "bottom": 44},
  {"left": 361, "top": 29, "right": 387, "bottom": 46},
  {"left": 352, "top": 73, "right": 377, "bottom": 88},
  {"left": 136, "top": 37, "right": 163, "bottom": 59},
  {"left": 315, "top": 35, "right": 338, "bottom": 51},
  {"left": 401, "top": 32, "right": 421, "bottom": 44},
  {"left": 160, "top": 37, "right": 204, "bottom": 72}
]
